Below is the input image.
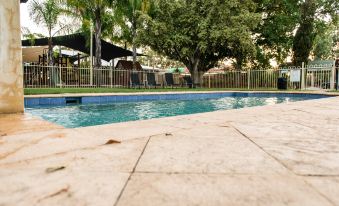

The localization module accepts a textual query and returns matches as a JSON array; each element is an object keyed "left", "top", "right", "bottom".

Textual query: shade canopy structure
[
  {"left": 22, "top": 33, "right": 137, "bottom": 62},
  {"left": 22, "top": 46, "right": 87, "bottom": 63},
  {"left": 22, "top": 46, "right": 47, "bottom": 63}
]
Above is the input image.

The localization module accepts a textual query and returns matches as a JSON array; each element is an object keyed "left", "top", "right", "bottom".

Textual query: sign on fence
[{"left": 290, "top": 70, "right": 301, "bottom": 82}]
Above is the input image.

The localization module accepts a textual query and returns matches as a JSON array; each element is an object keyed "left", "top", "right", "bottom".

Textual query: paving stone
[
  {"left": 0, "top": 128, "right": 145, "bottom": 165},
  {"left": 305, "top": 177, "right": 339, "bottom": 205},
  {"left": 136, "top": 126, "right": 288, "bottom": 174},
  {"left": 0, "top": 168, "right": 129, "bottom": 206},
  {"left": 1, "top": 94, "right": 339, "bottom": 205},
  {"left": 0, "top": 114, "right": 62, "bottom": 136},
  {"left": 117, "top": 173, "right": 332, "bottom": 206},
  {"left": 1, "top": 137, "right": 148, "bottom": 173}
]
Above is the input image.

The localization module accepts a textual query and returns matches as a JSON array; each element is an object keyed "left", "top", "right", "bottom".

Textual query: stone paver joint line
[
  {"left": 301, "top": 178, "right": 337, "bottom": 206},
  {"left": 231, "top": 125, "right": 295, "bottom": 174},
  {"left": 113, "top": 135, "right": 153, "bottom": 206},
  {"left": 230, "top": 118, "right": 339, "bottom": 205}
]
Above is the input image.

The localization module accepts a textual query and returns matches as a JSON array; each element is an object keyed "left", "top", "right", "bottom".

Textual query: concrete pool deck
[{"left": 1, "top": 94, "right": 339, "bottom": 205}]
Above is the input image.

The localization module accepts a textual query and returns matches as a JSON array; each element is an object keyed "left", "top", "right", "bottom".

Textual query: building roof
[{"left": 22, "top": 33, "right": 139, "bottom": 61}]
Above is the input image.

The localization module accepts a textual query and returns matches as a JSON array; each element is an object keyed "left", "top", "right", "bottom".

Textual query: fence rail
[{"left": 23, "top": 64, "right": 337, "bottom": 90}]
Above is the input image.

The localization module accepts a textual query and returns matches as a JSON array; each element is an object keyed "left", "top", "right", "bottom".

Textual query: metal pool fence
[
  {"left": 23, "top": 64, "right": 337, "bottom": 90},
  {"left": 23, "top": 65, "right": 182, "bottom": 88}
]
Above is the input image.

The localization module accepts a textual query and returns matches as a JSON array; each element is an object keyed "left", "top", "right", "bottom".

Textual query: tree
[
  {"left": 253, "top": 0, "right": 299, "bottom": 67},
  {"left": 292, "top": 0, "right": 339, "bottom": 65},
  {"left": 312, "top": 23, "right": 337, "bottom": 60},
  {"left": 138, "top": 48, "right": 185, "bottom": 69},
  {"left": 29, "top": 0, "right": 63, "bottom": 65},
  {"left": 117, "top": 0, "right": 156, "bottom": 69},
  {"left": 65, "top": 0, "right": 115, "bottom": 68},
  {"left": 253, "top": 0, "right": 338, "bottom": 67},
  {"left": 292, "top": 0, "right": 317, "bottom": 66},
  {"left": 140, "top": 0, "right": 260, "bottom": 85}
]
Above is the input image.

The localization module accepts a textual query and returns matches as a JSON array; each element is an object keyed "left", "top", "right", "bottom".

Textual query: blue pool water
[{"left": 25, "top": 93, "right": 326, "bottom": 128}]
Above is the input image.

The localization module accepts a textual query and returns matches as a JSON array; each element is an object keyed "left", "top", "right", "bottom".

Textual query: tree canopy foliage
[
  {"left": 313, "top": 22, "right": 339, "bottom": 60},
  {"left": 27, "top": 0, "right": 339, "bottom": 72},
  {"left": 292, "top": 0, "right": 338, "bottom": 66},
  {"left": 117, "top": 0, "right": 156, "bottom": 69},
  {"left": 29, "top": 0, "right": 64, "bottom": 64},
  {"left": 64, "top": 0, "right": 116, "bottom": 68},
  {"left": 139, "top": 0, "right": 260, "bottom": 83},
  {"left": 253, "top": 0, "right": 299, "bottom": 68}
]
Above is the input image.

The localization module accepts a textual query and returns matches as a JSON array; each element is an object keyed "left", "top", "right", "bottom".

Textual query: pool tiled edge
[{"left": 24, "top": 91, "right": 333, "bottom": 107}]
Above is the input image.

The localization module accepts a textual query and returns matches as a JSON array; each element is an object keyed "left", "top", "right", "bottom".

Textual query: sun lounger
[
  {"left": 165, "top": 73, "right": 180, "bottom": 88},
  {"left": 130, "top": 72, "right": 144, "bottom": 89},
  {"left": 146, "top": 73, "right": 161, "bottom": 88},
  {"left": 183, "top": 76, "right": 194, "bottom": 88}
]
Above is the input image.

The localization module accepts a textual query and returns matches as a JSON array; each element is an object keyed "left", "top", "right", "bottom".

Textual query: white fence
[
  {"left": 23, "top": 64, "right": 337, "bottom": 90},
  {"left": 203, "top": 64, "right": 337, "bottom": 90},
  {"left": 23, "top": 65, "right": 182, "bottom": 88}
]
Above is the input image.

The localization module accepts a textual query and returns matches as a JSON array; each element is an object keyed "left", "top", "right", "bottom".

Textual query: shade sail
[
  {"left": 22, "top": 33, "right": 136, "bottom": 61},
  {"left": 22, "top": 46, "right": 46, "bottom": 63},
  {"left": 22, "top": 46, "right": 87, "bottom": 63}
]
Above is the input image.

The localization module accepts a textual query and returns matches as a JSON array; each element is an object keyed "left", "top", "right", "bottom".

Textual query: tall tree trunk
[
  {"left": 188, "top": 58, "right": 201, "bottom": 87},
  {"left": 235, "top": 56, "right": 243, "bottom": 88},
  {"left": 48, "top": 29, "right": 56, "bottom": 86},
  {"left": 48, "top": 29, "right": 54, "bottom": 66},
  {"left": 124, "top": 42, "right": 128, "bottom": 60},
  {"left": 235, "top": 56, "right": 243, "bottom": 71},
  {"left": 94, "top": 9, "right": 102, "bottom": 69},
  {"left": 48, "top": 39, "right": 54, "bottom": 66},
  {"left": 94, "top": 8, "right": 102, "bottom": 86},
  {"left": 132, "top": 18, "right": 137, "bottom": 70}
]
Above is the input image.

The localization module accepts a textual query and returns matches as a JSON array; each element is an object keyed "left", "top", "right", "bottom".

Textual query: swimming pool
[{"left": 25, "top": 93, "right": 327, "bottom": 128}]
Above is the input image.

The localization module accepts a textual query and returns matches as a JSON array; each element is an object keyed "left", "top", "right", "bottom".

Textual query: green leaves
[
  {"left": 313, "top": 22, "right": 337, "bottom": 60},
  {"left": 254, "top": 0, "right": 299, "bottom": 66},
  {"left": 29, "top": 0, "right": 63, "bottom": 34},
  {"left": 139, "top": 0, "right": 260, "bottom": 71}
]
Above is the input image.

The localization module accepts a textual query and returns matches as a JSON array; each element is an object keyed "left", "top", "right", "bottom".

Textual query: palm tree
[
  {"left": 65, "top": 0, "right": 115, "bottom": 69},
  {"left": 29, "top": 0, "right": 63, "bottom": 65},
  {"left": 119, "top": 0, "right": 155, "bottom": 69}
]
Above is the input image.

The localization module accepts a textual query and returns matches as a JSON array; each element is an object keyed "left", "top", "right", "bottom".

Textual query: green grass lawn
[{"left": 24, "top": 87, "right": 282, "bottom": 95}]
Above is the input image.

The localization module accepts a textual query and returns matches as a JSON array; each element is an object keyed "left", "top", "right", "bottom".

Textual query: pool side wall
[{"left": 24, "top": 92, "right": 329, "bottom": 107}]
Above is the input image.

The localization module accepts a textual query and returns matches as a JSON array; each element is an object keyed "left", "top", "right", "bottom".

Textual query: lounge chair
[
  {"left": 165, "top": 73, "right": 180, "bottom": 88},
  {"left": 146, "top": 73, "right": 161, "bottom": 88},
  {"left": 130, "top": 72, "right": 144, "bottom": 89},
  {"left": 183, "top": 76, "right": 194, "bottom": 88}
]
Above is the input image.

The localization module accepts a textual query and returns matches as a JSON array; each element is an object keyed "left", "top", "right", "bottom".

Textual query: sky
[
  {"left": 20, "top": 3, "right": 77, "bottom": 36},
  {"left": 20, "top": 4, "right": 46, "bottom": 35}
]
